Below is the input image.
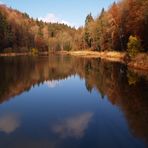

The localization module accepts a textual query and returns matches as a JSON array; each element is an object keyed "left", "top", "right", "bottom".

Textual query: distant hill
[{"left": 0, "top": 4, "right": 77, "bottom": 53}]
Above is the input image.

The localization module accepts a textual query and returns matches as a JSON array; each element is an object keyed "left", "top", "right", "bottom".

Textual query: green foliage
[
  {"left": 127, "top": 36, "right": 142, "bottom": 57},
  {"left": 84, "top": 14, "right": 94, "bottom": 48},
  {"left": 85, "top": 13, "right": 94, "bottom": 26}
]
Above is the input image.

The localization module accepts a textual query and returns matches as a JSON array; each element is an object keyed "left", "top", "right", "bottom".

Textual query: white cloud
[
  {"left": 45, "top": 80, "right": 59, "bottom": 88},
  {"left": 52, "top": 112, "right": 93, "bottom": 139},
  {"left": 0, "top": 113, "right": 20, "bottom": 134},
  {"left": 39, "top": 13, "right": 73, "bottom": 27}
]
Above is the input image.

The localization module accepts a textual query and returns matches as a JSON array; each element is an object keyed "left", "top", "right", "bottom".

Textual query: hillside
[
  {"left": 0, "top": 4, "right": 77, "bottom": 53},
  {"left": 0, "top": 0, "right": 148, "bottom": 55},
  {"left": 83, "top": 0, "right": 148, "bottom": 52}
]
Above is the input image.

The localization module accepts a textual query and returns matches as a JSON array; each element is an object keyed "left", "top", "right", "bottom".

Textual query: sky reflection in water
[{"left": 0, "top": 55, "right": 147, "bottom": 148}]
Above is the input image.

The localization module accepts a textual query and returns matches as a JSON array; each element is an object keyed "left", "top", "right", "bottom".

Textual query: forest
[
  {"left": 0, "top": 0, "right": 148, "bottom": 54},
  {"left": 0, "top": 4, "right": 77, "bottom": 53}
]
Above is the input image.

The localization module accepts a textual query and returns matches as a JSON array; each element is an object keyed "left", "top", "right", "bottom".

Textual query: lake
[{"left": 0, "top": 55, "right": 148, "bottom": 148}]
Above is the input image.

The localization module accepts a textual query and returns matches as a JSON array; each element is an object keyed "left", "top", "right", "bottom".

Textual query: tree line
[
  {"left": 0, "top": 0, "right": 148, "bottom": 54},
  {"left": 0, "top": 4, "right": 78, "bottom": 53},
  {"left": 83, "top": 0, "right": 148, "bottom": 53}
]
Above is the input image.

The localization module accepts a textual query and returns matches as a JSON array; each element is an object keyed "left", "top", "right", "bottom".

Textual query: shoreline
[
  {"left": 0, "top": 50, "right": 148, "bottom": 71},
  {"left": 0, "top": 52, "right": 49, "bottom": 57},
  {"left": 0, "top": 52, "right": 31, "bottom": 57},
  {"left": 60, "top": 51, "right": 126, "bottom": 62},
  {"left": 60, "top": 50, "right": 148, "bottom": 71}
]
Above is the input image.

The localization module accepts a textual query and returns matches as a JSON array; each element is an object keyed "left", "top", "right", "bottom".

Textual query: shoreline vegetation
[
  {"left": 0, "top": 0, "right": 148, "bottom": 72},
  {"left": 0, "top": 50, "right": 148, "bottom": 71},
  {"left": 0, "top": 52, "right": 30, "bottom": 57},
  {"left": 0, "top": 51, "right": 49, "bottom": 57},
  {"left": 61, "top": 51, "right": 148, "bottom": 71}
]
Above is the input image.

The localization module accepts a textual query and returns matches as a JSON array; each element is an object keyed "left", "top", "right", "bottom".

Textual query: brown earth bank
[
  {"left": 128, "top": 53, "right": 148, "bottom": 71},
  {"left": 0, "top": 52, "right": 49, "bottom": 57},
  {"left": 0, "top": 50, "right": 148, "bottom": 71},
  {"left": 0, "top": 52, "right": 31, "bottom": 57},
  {"left": 60, "top": 50, "right": 148, "bottom": 71}
]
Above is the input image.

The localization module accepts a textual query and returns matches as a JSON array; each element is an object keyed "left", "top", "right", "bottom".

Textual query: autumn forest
[
  {"left": 0, "top": 0, "right": 148, "bottom": 147},
  {"left": 0, "top": 0, "right": 148, "bottom": 54}
]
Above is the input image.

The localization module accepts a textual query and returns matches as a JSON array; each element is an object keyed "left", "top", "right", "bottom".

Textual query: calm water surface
[{"left": 0, "top": 55, "right": 148, "bottom": 148}]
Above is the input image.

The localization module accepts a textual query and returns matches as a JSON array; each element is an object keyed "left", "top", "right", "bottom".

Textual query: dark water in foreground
[{"left": 0, "top": 55, "right": 148, "bottom": 148}]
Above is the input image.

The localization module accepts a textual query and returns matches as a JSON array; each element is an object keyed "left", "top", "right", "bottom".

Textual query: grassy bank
[
  {"left": 128, "top": 53, "right": 148, "bottom": 71},
  {"left": 61, "top": 50, "right": 148, "bottom": 71},
  {"left": 61, "top": 51, "right": 126, "bottom": 62},
  {"left": 1, "top": 50, "right": 147, "bottom": 71}
]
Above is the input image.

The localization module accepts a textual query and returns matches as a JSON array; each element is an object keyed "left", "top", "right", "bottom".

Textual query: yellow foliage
[{"left": 31, "top": 48, "right": 38, "bottom": 55}]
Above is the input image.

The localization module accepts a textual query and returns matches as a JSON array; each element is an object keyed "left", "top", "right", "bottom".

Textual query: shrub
[
  {"left": 63, "top": 42, "right": 72, "bottom": 51},
  {"left": 127, "top": 36, "right": 142, "bottom": 57},
  {"left": 19, "top": 47, "right": 29, "bottom": 53},
  {"left": 4, "top": 48, "right": 13, "bottom": 53},
  {"left": 31, "top": 48, "right": 38, "bottom": 55},
  {"left": 127, "top": 71, "right": 139, "bottom": 85}
]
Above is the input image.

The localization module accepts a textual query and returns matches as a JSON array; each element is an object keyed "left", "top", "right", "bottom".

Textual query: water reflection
[
  {"left": 0, "top": 55, "right": 147, "bottom": 147},
  {"left": 0, "top": 113, "right": 20, "bottom": 134},
  {"left": 45, "top": 80, "right": 60, "bottom": 88},
  {"left": 52, "top": 112, "right": 93, "bottom": 139}
]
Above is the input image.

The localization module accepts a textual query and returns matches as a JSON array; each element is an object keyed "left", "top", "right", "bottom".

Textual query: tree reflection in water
[{"left": 0, "top": 55, "right": 147, "bottom": 144}]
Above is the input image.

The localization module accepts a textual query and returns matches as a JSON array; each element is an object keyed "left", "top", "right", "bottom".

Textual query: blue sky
[{"left": 0, "top": 0, "right": 118, "bottom": 27}]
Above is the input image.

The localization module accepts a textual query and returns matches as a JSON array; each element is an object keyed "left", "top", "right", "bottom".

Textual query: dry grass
[
  {"left": 62, "top": 50, "right": 126, "bottom": 62},
  {"left": 128, "top": 53, "right": 148, "bottom": 71},
  {"left": 61, "top": 50, "right": 148, "bottom": 71}
]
